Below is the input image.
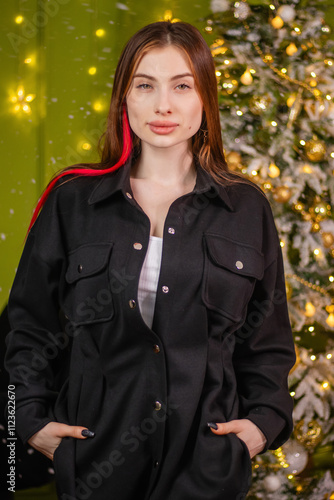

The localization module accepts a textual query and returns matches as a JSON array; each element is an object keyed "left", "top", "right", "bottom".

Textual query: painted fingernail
[
  {"left": 207, "top": 422, "right": 218, "bottom": 430},
  {"left": 81, "top": 429, "right": 95, "bottom": 438}
]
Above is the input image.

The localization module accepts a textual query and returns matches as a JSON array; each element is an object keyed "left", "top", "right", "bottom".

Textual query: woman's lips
[{"left": 148, "top": 121, "right": 179, "bottom": 135}]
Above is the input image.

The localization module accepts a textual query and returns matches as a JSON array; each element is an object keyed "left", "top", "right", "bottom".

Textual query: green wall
[{"left": 0, "top": 0, "right": 210, "bottom": 311}]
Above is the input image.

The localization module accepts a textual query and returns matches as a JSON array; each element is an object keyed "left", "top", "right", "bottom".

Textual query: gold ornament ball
[
  {"left": 322, "top": 232, "right": 334, "bottom": 248},
  {"left": 268, "top": 163, "right": 280, "bottom": 178},
  {"left": 249, "top": 95, "right": 271, "bottom": 115},
  {"left": 273, "top": 186, "right": 292, "bottom": 203},
  {"left": 305, "top": 139, "right": 326, "bottom": 162},
  {"left": 286, "top": 43, "right": 298, "bottom": 56},
  {"left": 294, "top": 419, "right": 323, "bottom": 448},
  {"left": 271, "top": 16, "right": 284, "bottom": 29}
]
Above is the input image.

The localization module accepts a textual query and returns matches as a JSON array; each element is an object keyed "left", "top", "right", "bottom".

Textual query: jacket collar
[{"left": 88, "top": 157, "right": 234, "bottom": 211}]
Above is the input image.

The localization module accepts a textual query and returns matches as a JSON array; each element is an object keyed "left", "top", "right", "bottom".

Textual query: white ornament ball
[
  {"left": 210, "top": 0, "right": 230, "bottom": 13},
  {"left": 277, "top": 5, "right": 296, "bottom": 23},
  {"left": 282, "top": 440, "right": 308, "bottom": 475},
  {"left": 263, "top": 475, "right": 281, "bottom": 492}
]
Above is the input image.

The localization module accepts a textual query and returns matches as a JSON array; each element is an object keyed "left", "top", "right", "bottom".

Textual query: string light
[
  {"left": 10, "top": 86, "right": 36, "bottom": 114},
  {"left": 236, "top": 110, "right": 243, "bottom": 116},
  {"left": 322, "top": 381, "right": 329, "bottom": 390},
  {"left": 88, "top": 67, "right": 97, "bottom": 75},
  {"left": 310, "top": 355, "right": 316, "bottom": 361},
  {"left": 93, "top": 101, "right": 103, "bottom": 111},
  {"left": 15, "top": 15, "right": 24, "bottom": 24},
  {"left": 95, "top": 29, "right": 105, "bottom": 37}
]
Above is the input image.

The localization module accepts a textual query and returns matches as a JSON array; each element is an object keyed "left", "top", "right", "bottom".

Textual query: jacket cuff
[
  {"left": 14, "top": 400, "right": 53, "bottom": 445},
  {"left": 245, "top": 406, "right": 292, "bottom": 453}
]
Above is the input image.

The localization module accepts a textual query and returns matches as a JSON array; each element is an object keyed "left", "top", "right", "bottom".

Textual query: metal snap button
[
  {"left": 129, "top": 299, "right": 136, "bottom": 309},
  {"left": 168, "top": 227, "right": 175, "bottom": 235},
  {"left": 78, "top": 264, "right": 83, "bottom": 273},
  {"left": 125, "top": 192, "right": 132, "bottom": 199},
  {"left": 153, "top": 344, "right": 160, "bottom": 354},
  {"left": 154, "top": 401, "right": 162, "bottom": 411},
  {"left": 133, "top": 242, "right": 143, "bottom": 250},
  {"left": 162, "top": 286, "right": 169, "bottom": 294},
  {"left": 235, "top": 260, "right": 244, "bottom": 270}
]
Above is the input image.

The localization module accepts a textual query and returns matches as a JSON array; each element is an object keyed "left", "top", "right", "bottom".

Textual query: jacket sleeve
[
  {"left": 5, "top": 190, "right": 67, "bottom": 445},
  {"left": 232, "top": 210, "right": 296, "bottom": 452}
]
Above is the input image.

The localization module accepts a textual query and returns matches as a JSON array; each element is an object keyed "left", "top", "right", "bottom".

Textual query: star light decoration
[{"left": 10, "top": 86, "right": 36, "bottom": 114}]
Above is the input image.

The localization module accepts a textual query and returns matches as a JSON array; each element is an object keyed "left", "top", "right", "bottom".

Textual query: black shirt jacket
[{"left": 5, "top": 159, "right": 296, "bottom": 500}]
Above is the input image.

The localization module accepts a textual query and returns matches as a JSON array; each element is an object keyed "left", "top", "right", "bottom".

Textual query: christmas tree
[{"left": 205, "top": 0, "right": 334, "bottom": 497}]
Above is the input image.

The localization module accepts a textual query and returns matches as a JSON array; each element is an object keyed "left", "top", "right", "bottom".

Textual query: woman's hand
[
  {"left": 27, "top": 422, "right": 95, "bottom": 461},
  {"left": 208, "top": 419, "right": 267, "bottom": 458}
]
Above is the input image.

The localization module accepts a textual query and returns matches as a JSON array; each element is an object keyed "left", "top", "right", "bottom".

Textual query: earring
[{"left": 200, "top": 129, "right": 208, "bottom": 142}]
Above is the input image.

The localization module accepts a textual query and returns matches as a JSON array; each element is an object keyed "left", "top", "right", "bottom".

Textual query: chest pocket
[
  {"left": 63, "top": 242, "right": 114, "bottom": 325},
  {"left": 203, "top": 233, "right": 264, "bottom": 322}
]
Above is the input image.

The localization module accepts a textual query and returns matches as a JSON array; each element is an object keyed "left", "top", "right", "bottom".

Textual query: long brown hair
[{"left": 28, "top": 21, "right": 232, "bottom": 232}]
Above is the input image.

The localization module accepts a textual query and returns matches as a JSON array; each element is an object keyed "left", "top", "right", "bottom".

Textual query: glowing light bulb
[
  {"left": 215, "top": 71, "right": 221, "bottom": 77},
  {"left": 88, "top": 67, "right": 97, "bottom": 75},
  {"left": 24, "top": 58, "right": 32, "bottom": 64},
  {"left": 271, "top": 121, "right": 277, "bottom": 127},
  {"left": 236, "top": 110, "right": 243, "bottom": 116},
  {"left": 322, "top": 381, "right": 329, "bottom": 389},
  {"left": 15, "top": 15, "right": 24, "bottom": 24},
  {"left": 82, "top": 142, "right": 92, "bottom": 150},
  {"left": 95, "top": 29, "right": 105, "bottom": 37},
  {"left": 93, "top": 101, "right": 103, "bottom": 111},
  {"left": 281, "top": 68, "right": 287, "bottom": 74},
  {"left": 309, "top": 326, "right": 315, "bottom": 332},
  {"left": 327, "top": 353, "right": 332, "bottom": 359},
  {"left": 224, "top": 60, "right": 230, "bottom": 65},
  {"left": 310, "top": 355, "right": 316, "bottom": 361}
]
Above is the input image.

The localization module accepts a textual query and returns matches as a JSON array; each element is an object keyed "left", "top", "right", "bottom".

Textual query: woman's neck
[{"left": 131, "top": 141, "right": 196, "bottom": 187}]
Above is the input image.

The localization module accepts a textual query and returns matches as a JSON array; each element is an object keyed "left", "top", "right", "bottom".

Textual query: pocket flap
[
  {"left": 66, "top": 242, "right": 113, "bottom": 284},
  {"left": 204, "top": 233, "right": 264, "bottom": 280}
]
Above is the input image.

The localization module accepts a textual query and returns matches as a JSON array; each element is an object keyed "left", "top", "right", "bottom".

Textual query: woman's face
[{"left": 126, "top": 45, "right": 203, "bottom": 152}]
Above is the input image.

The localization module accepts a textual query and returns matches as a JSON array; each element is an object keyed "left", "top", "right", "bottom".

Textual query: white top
[{"left": 138, "top": 236, "right": 163, "bottom": 328}]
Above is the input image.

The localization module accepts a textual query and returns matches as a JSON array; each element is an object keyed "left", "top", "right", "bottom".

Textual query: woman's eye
[
  {"left": 137, "top": 83, "right": 152, "bottom": 90},
  {"left": 176, "top": 83, "right": 191, "bottom": 90}
]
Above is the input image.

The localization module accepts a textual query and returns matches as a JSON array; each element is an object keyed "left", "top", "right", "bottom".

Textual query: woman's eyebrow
[{"left": 133, "top": 72, "right": 194, "bottom": 81}]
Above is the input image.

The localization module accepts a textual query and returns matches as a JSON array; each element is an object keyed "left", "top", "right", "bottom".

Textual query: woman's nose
[{"left": 154, "top": 90, "right": 172, "bottom": 115}]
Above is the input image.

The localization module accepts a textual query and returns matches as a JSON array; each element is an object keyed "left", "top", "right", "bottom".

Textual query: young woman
[{"left": 5, "top": 21, "right": 295, "bottom": 500}]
